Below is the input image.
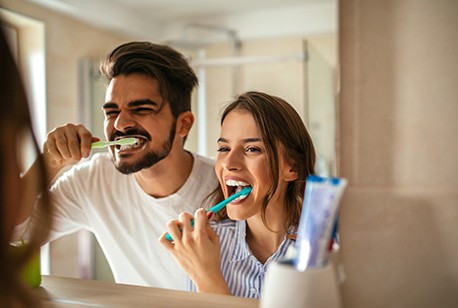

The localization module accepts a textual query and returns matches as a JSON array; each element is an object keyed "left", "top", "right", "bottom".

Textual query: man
[{"left": 18, "top": 42, "right": 218, "bottom": 289}]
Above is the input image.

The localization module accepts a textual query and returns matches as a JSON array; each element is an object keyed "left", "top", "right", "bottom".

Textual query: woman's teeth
[
  {"left": 226, "top": 179, "right": 249, "bottom": 187},
  {"left": 225, "top": 179, "right": 251, "bottom": 202},
  {"left": 233, "top": 193, "right": 249, "bottom": 202}
]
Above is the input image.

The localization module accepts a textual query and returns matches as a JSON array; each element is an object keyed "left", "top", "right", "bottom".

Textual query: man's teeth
[
  {"left": 119, "top": 139, "right": 142, "bottom": 150},
  {"left": 120, "top": 143, "right": 137, "bottom": 150}
]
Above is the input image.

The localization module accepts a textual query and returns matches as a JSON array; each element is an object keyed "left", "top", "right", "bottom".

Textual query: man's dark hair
[{"left": 100, "top": 41, "right": 198, "bottom": 118}]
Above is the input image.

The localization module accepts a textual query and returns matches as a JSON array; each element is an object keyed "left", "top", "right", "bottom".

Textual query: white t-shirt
[{"left": 41, "top": 152, "right": 217, "bottom": 289}]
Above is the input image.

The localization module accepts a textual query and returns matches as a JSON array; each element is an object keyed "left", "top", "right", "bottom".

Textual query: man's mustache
[{"left": 110, "top": 130, "right": 151, "bottom": 141}]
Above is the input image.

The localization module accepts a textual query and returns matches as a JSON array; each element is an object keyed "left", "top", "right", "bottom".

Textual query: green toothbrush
[{"left": 91, "top": 138, "right": 138, "bottom": 149}]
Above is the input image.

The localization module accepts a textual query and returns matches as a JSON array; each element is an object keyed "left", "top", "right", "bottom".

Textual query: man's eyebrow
[
  {"left": 102, "top": 99, "right": 160, "bottom": 109},
  {"left": 127, "top": 99, "right": 160, "bottom": 108},
  {"left": 102, "top": 102, "right": 117, "bottom": 109},
  {"left": 217, "top": 137, "right": 262, "bottom": 143}
]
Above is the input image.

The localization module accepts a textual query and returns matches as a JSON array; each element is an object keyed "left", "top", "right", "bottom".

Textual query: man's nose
[{"left": 114, "top": 111, "right": 136, "bottom": 132}]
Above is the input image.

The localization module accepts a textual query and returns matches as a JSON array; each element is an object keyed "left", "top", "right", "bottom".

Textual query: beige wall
[
  {"left": 186, "top": 35, "right": 336, "bottom": 167},
  {"left": 338, "top": 0, "right": 458, "bottom": 307},
  {"left": 197, "top": 37, "right": 307, "bottom": 158},
  {"left": 0, "top": 0, "right": 132, "bottom": 130},
  {"left": 1, "top": 0, "right": 133, "bottom": 277}
]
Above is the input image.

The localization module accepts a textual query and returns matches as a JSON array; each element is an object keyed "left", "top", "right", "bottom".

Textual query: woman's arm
[{"left": 159, "top": 209, "right": 231, "bottom": 295}]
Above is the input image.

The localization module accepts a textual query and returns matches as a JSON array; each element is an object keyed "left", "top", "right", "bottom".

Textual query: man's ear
[{"left": 176, "top": 111, "right": 194, "bottom": 137}]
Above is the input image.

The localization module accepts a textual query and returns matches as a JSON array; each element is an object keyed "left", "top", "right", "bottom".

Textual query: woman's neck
[{"left": 245, "top": 209, "right": 287, "bottom": 264}]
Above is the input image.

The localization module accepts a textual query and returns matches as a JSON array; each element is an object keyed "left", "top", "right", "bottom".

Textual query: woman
[
  {"left": 0, "top": 25, "right": 52, "bottom": 307},
  {"left": 160, "top": 91, "right": 316, "bottom": 298}
]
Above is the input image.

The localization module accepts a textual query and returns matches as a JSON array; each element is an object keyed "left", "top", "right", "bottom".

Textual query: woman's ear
[
  {"left": 176, "top": 111, "right": 194, "bottom": 138},
  {"left": 281, "top": 160, "right": 299, "bottom": 182}
]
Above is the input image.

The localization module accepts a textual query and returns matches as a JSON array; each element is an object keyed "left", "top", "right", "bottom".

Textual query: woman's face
[{"left": 215, "top": 109, "right": 294, "bottom": 221}]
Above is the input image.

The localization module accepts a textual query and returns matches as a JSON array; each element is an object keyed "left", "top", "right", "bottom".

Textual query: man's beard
[{"left": 113, "top": 123, "right": 176, "bottom": 175}]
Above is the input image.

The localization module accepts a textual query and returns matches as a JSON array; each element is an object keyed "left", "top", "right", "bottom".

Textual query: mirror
[
  {"left": 3, "top": 0, "right": 338, "bottom": 287},
  {"left": 18, "top": 0, "right": 337, "bottom": 283},
  {"left": 80, "top": 29, "right": 337, "bottom": 284}
]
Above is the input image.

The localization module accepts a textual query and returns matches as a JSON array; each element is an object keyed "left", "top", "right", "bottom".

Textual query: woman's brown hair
[{"left": 0, "top": 25, "right": 52, "bottom": 307}]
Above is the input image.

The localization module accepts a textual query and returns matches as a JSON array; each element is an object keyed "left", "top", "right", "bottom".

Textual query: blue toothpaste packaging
[{"left": 294, "top": 175, "right": 347, "bottom": 271}]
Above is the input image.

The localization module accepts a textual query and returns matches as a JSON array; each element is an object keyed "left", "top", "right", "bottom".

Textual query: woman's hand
[{"left": 159, "top": 209, "right": 231, "bottom": 295}]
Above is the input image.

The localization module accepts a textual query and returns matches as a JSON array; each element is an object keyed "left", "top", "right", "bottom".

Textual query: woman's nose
[
  {"left": 222, "top": 151, "right": 243, "bottom": 171},
  {"left": 114, "top": 111, "right": 136, "bottom": 132}
]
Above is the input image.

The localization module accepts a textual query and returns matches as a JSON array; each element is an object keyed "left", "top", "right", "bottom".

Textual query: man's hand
[
  {"left": 43, "top": 123, "right": 98, "bottom": 173},
  {"left": 16, "top": 124, "right": 98, "bottom": 226}
]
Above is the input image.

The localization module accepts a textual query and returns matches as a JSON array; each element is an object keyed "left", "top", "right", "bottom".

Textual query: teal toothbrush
[
  {"left": 91, "top": 138, "right": 138, "bottom": 149},
  {"left": 165, "top": 186, "right": 252, "bottom": 241}
]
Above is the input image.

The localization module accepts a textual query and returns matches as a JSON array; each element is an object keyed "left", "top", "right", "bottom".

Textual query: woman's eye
[{"left": 246, "top": 146, "right": 261, "bottom": 153}]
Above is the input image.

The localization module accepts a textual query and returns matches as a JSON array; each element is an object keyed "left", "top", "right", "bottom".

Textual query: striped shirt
[{"left": 188, "top": 219, "right": 296, "bottom": 299}]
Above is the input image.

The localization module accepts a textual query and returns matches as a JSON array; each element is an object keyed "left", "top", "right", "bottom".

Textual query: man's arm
[{"left": 16, "top": 123, "right": 97, "bottom": 225}]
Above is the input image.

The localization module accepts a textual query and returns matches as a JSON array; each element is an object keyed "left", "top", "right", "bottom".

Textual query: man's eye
[
  {"left": 217, "top": 146, "right": 230, "bottom": 152},
  {"left": 105, "top": 111, "right": 119, "bottom": 117},
  {"left": 133, "top": 108, "right": 155, "bottom": 114}
]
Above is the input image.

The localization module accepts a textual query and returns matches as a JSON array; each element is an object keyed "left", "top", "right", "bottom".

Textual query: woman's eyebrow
[
  {"left": 243, "top": 137, "right": 262, "bottom": 143},
  {"left": 217, "top": 137, "right": 261, "bottom": 143}
]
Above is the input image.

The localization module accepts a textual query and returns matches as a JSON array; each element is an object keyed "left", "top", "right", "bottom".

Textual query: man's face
[{"left": 103, "top": 73, "right": 176, "bottom": 174}]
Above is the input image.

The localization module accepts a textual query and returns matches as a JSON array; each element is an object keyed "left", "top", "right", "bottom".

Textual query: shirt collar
[
  {"left": 230, "top": 220, "right": 251, "bottom": 262},
  {"left": 229, "top": 221, "right": 297, "bottom": 263}
]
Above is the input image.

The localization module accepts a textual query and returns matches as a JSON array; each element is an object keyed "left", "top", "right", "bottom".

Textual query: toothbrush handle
[
  {"left": 208, "top": 187, "right": 252, "bottom": 213},
  {"left": 91, "top": 141, "right": 108, "bottom": 149},
  {"left": 165, "top": 187, "right": 252, "bottom": 241}
]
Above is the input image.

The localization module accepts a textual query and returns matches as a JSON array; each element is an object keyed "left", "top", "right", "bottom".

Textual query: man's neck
[{"left": 133, "top": 150, "right": 194, "bottom": 198}]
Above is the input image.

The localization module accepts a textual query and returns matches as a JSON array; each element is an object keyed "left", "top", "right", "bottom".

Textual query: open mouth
[
  {"left": 114, "top": 135, "right": 148, "bottom": 151},
  {"left": 225, "top": 179, "right": 252, "bottom": 203}
]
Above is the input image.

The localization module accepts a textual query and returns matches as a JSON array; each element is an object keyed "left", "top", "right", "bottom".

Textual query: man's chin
[
  {"left": 111, "top": 153, "right": 166, "bottom": 175},
  {"left": 114, "top": 163, "right": 143, "bottom": 175},
  {"left": 112, "top": 156, "right": 148, "bottom": 174}
]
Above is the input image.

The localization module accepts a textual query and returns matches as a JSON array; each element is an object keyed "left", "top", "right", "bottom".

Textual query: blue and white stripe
[{"left": 188, "top": 219, "right": 296, "bottom": 299}]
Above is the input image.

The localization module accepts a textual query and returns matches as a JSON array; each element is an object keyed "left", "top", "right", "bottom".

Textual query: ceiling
[{"left": 28, "top": 0, "right": 336, "bottom": 42}]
